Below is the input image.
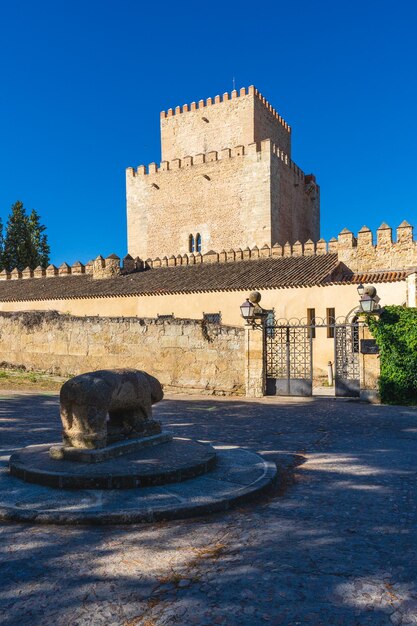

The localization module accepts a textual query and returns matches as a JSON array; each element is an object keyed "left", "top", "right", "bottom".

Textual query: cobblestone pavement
[{"left": 1, "top": 391, "right": 417, "bottom": 625}]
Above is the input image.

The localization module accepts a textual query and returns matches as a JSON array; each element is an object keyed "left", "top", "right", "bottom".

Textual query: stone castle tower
[{"left": 126, "top": 86, "right": 320, "bottom": 260}]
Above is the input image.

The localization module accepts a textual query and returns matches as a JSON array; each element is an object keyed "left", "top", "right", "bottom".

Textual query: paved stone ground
[{"left": 1, "top": 391, "right": 417, "bottom": 625}]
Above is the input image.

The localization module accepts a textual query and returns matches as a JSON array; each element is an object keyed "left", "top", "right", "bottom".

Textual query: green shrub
[{"left": 367, "top": 305, "right": 417, "bottom": 405}]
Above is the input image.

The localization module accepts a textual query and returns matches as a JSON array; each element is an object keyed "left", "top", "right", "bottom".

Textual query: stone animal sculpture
[{"left": 60, "top": 369, "right": 164, "bottom": 449}]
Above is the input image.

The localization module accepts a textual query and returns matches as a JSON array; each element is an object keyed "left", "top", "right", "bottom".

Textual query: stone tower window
[
  {"left": 189, "top": 234, "right": 195, "bottom": 253},
  {"left": 196, "top": 233, "right": 202, "bottom": 253}
]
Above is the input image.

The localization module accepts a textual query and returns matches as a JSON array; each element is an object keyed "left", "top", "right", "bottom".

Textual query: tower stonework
[
  {"left": 160, "top": 86, "right": 291, "bottom": 161},
  {"left": 126, "top": 86, "right": 320, "bottom": 260}
]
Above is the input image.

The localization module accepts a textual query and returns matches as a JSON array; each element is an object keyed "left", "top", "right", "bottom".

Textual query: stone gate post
[
  {"left": 406, "top": 270, "right": 417, "bottom": 307},
  {"left": 244, "top": 323, "right": 266, "bottom": 397},
  {"left": 359, "top": 324, "right": 381, "bottom": 403}
]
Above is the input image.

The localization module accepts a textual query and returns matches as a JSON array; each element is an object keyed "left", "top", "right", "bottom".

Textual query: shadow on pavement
[{"left": 0, "top": 392, "right": 417, "bottom": 625}]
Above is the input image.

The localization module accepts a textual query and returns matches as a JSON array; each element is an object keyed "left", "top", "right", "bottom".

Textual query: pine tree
[
  {"left": 38, "top": 233, "right": 50, "bottom": 268},
  {"left": 28, "top": 209, "right": 50, "bottom": 268},
  {"left": 2, "top": 201, "right": 50, "bottom": 272},
  {"left": 2, "top": 202, "right": 33, "bottom": 272}
]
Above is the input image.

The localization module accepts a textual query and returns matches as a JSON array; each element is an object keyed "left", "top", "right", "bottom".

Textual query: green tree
[
  {"left": 367, "top": 305, "right": 417, "bottom": 404},
  {"left": 2, "top": 201, "right": 50, "bottom": 272},
  {"left": 2, "top": 201, "right": 33, "bottom": 272},
  {"left": 28, "top": 209, "right": 50, "bottom": 268}
]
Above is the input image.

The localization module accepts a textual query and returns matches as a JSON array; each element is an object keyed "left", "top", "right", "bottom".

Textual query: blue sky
[{"left": 0, "top": 0, "right": 416, "bottom": 265}]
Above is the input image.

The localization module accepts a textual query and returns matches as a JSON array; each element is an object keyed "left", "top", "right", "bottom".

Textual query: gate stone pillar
[
  {"left": 244, "top": 324, "right": 266, "bottom": 397},
  {"left": 406, "top": 271, "right": 417, "bottom": 307},
  {"left": 359, "top": 324, "right": 381, "bottom": 403}
]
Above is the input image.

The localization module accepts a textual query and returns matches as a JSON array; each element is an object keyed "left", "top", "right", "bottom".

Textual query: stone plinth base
[
  {"left": 49, "top": 431, "right": 173, "bottom": 463},
  {"left": 2, "top": 447, "right": 277, "bottom": 525},
  {"left": 9, "top": 438, "right": 216, "bottom": 490}
]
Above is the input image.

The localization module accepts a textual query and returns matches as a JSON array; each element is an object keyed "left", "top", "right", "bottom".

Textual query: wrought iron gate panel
[
  {"left": 265, "top": 319, "right": 361, "bottom": 398},
  {"left": 266, "top": 326, "right": 285, "bottom": 378},
  {"left": 266, "top": 325, "right": 312, "bottom": 396},
  {"left": 334, "top": 323, "right": 360, "bottom": 397}
]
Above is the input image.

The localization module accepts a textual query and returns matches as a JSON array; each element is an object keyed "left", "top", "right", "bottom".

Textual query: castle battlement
[
  {"left": 0, "top": 255, "right": 132, "bottom": 282},
  {"left": 129, "top": 221, "right": 417, "bottom": 273},
  {"left": 127, "top": 85, "right": 318, "bottom": 260},
  {"left": 127, "top": 140, "right": 306, "bottom": 180},
  {"left": 160, "top": 85, "right": 291, "bottom": 132},
  {"left": 2, "top": 223, "right": 416, "bottom": 284}
]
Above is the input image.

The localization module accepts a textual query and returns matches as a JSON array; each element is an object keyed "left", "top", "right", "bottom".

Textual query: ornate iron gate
[
  {"left": 334, "top": 323, "right": 360, "bottom": 397},
  {"left": 265, "top": 323, "right": 313, "bottom": 396},
  {"left": 265, "top": 318, "right": 360, "bottom": 397}
]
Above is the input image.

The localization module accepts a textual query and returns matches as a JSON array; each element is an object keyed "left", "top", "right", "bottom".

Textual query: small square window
[{"left": 203, "top": 313, "right": 221, "bottom": 324}]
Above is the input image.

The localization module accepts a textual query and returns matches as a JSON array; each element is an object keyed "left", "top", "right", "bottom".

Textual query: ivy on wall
[{"left": 367, "top": 305, "right": 417, "bottom": 405}]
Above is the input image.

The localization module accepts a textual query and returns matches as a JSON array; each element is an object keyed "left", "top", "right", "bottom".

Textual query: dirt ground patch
[{"left": 0, "top": 366, "right": 66, "bottom": 391}]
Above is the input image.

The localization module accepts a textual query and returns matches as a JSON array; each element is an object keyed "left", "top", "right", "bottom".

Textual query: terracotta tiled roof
[
  {"left": 334, "top": 269, "right": 408, "bottom": 284},
  {"left": 0, "top": 255, "right": 406, "bottom": 302}
]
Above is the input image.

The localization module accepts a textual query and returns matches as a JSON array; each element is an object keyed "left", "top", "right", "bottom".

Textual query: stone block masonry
[
  {"left": 160, "top": 86, "right": 291, "bottom": 161},
  {"left": 0, "top": 222, "right": 415, "bottom": 286},
  {"left": 0, "top": 311, "right": 245, "bottom": 395},
  {"left": 336, "top": 222, "right": 417, "bottom": 272},
  {"left": 127, "top": 140, "right": 319, "bottom": 260},
  {"left": 127, "top": 85, "right": 319, "bottom": 261},
  {"left": 1, "top": 222, "right": 415, "bottom": 288}
]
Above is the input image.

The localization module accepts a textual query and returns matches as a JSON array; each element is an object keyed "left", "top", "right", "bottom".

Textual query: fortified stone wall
[
  {"left": 270, "top": 152, "right": 320, "bottom": 246},
  {"left": 0, "top": 253, "right": 135, "bottom": 281},
  {"left": 160, "top": 86, "right": 291, "bottom": 161},
  {"left": 127, "top": 141, "right": 271, "bottom": 260},
  {"left": 1, "top": 223, "right": 415, "bottom": 284},
  {"left": 128, "top": 85, "right": 318, "bottom": 261},
  {"left": 253, "top": 95, "right": 291, "bottom": 157},
  {"left": 126, "top": 140, "right": 319, "bottom": 260},
  {"left": 336, "top": 222, "right": 417, "bottom": 272},
  {"left": 0, "top": 311, "right": 245, "bottom": 395},
  {"left": 122, "top": 223, "right": 416, "bottom": 272}
]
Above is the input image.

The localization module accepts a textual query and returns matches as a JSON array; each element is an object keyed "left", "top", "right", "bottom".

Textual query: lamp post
[{"left": 242, "top": 291, "right": 267, "bottom": 397}]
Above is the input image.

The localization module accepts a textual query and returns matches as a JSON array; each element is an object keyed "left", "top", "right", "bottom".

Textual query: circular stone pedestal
[
  {"left": 9, "top": 438, "right": 217, "bottom": 489},
  {"left": 0, "top": 444, "right": 277, "bottom": 525}
]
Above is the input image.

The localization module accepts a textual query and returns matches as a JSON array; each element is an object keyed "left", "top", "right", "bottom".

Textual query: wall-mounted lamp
[
  {"left": 357, "top": 285, "right": 381, "bottom": 314},
  {"left": 240, "top": 291, "right": 267, "bottom": 328}
]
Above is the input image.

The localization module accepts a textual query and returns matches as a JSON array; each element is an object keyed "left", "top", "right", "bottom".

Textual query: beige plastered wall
[{"left": 0, "top": 280, "right": 406, "bottom": 376}]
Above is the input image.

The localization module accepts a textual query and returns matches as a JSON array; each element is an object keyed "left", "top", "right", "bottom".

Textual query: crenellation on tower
[
  {"left": 127, "top": 86, "right": 319, "bottom": 260},
  {"left": 160, "top": 85, "right": 291, "bottom": 162},
  {"left": 127, "top": 140, "right": 309, "bottom": 180}
]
